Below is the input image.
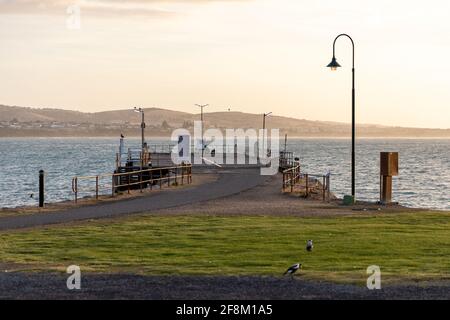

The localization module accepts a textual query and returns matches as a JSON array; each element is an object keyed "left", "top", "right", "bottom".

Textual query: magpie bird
[
  {"left": 306, "top": 240, "right": 313, "bottom": 252},
  {"left": 283, "top": 263, "right": 301, "bottom": 279}
]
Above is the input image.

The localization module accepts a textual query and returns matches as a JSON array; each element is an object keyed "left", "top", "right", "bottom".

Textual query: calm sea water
[{"left": 0, "top": 138, "right": 448, "bottom": 210}]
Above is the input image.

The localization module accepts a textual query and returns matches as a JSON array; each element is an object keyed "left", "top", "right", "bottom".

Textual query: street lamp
[
  {"left": 262, "top": 112, "right": 272, "bottom": 157},
  {"left": 195, "top": 104, "right": 209, "bottom": 159},
  {"left": 326, "top": 33, "right": 356, "bottom": 200},
  {"left": 133, "top": 107, "right": 145, "bottom": 160}
]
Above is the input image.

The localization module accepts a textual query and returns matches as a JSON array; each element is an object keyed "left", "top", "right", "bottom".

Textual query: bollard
[{"left": 39, "top": 170, "right": 45, "bottom": 207}]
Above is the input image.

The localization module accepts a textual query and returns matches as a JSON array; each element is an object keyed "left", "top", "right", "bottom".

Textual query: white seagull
[
  {"left": 283, "top": 263, "right": 302, "bottom": 279},
  {"left": 306, "top": 240, "right": 313, "bottom": 252}
]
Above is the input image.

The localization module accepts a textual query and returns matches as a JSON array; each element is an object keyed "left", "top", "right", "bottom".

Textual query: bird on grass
[
  {"left": 306, "top": 240, "right": 314, "bottom": 252},
  {"left": 283, "top": 263, "right": 302, "bottom": 279}
]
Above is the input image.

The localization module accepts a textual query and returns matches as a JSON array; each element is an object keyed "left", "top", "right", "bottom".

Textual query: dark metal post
[
  {"left": 141, "top": 111, "right": 145, "bottom": 151},
  {"left": 195, "top": 104, "right": 208, "bottom": 160},
  {"left": 328, "top": 33, "right": 356, "bottom": 200},
  {"left": 95, "top": 176, "right": 99, "bottom": 200},
  {"left": 201, "top": 108, "right": 204, "bottom": 159},
  {"left": 39, "top": 170, "right": 44, "bottom": 207},
  {"left": 262, "top": 114, "right": 266, "bottom": 155},
  {"left": 352, "top": 66, "right": 355, "bottom": 198}
]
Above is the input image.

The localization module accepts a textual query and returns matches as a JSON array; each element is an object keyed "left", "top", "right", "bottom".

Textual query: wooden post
[
  {"left": 139, "top": 170, "right": 143, "bottom": 193},
  {"left": 39, "top": 170, "right": 44, "bottom": 207},
  {"left": 127, "top": 172, "right": 130, "bottom": 194},
  {"left": 159, "top": 169, "right": 162, "bottom": 188}
]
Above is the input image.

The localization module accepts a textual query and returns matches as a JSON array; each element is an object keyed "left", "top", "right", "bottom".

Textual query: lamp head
[{"left": 327, "top": 56, "right": 341, "bottom": 71}]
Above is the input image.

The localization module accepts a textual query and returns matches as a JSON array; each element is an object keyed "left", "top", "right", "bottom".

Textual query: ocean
[{"left": 0, "top": 137, "right": 448, "bottom": 210}]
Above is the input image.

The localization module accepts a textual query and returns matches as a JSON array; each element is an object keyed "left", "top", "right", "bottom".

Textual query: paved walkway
[{"left": 0, "top": 168, "right": 270, "bottom": 231}]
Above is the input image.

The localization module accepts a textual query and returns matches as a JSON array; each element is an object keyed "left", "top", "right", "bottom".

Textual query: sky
[{"left": 0, "top": 0, "right": 449, "bottom": 129}]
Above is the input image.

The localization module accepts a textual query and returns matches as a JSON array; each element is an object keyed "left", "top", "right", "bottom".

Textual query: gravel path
[
  {"left": 0, "top": 273, "right": 448, "bottom": 300},
  {"left": 0, "top": 168, "right": 270, "bottom": 231},
  {"left": 150, "top": 173, "right": 419, "bottom": 217}
]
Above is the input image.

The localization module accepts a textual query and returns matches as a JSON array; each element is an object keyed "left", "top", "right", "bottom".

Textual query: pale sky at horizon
[{"left": 1, "top": 0, "right": 449, "bottom": 128}]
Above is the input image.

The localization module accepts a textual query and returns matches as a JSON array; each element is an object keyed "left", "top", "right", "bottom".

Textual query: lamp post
[
  {"left": 195, "top": 104, "right": 209, "bottom": 159},
  {"left": 262, "top": 112, "right": 272, "bottom": 157},
  {"left": 326, "top": 33, "right": 356, "bottom": 200},
  {"left": 133, "top": 107, "right": 145, "bottom": 160}
]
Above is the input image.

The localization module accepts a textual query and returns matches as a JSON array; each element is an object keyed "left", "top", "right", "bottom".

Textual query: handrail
[
  {"left": 282, "top": 165, "right": 331, "bottom": 201},
  {"left": 71, "top": 164, "right": 192, "bottom": 203}
]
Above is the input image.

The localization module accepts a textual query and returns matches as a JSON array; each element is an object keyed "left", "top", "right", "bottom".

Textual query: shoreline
[{"left": 1, "top": 136, "right": 450, "bottom": 139}]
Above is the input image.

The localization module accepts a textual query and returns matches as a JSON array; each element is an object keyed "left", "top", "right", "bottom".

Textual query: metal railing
[
  {"left": 282, "top": 163, "right": 301, "bottom": 192},
  {"left": 279, "top": 151, "right": 295, "bottom": 170},
  {"left": 72, "top": 164, "right": 192, "bottom": 203},
  {"left": 282, "top": 165, "right": 331, "bottom": 202}
]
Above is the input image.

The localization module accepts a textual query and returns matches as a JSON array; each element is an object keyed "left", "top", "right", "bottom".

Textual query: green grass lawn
[{"left": 1, "top": 212, "right": 449, "bottom": 285}]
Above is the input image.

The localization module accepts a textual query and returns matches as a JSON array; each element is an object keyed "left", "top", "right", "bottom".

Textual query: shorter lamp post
[
  {"left": 195, "top": 104, "right": 209, "bottom": 159},
  {"left": 133, "top": 107, "right": 145, "bottom": 164},
  {"left": 262, "top": 112, "right": 272, "bottom": 157}
]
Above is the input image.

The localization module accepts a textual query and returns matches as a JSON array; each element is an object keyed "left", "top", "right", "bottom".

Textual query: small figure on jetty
[
  {"left": 283, "top": 263, "right": 302, "bottom": 279},
  {"left": 306, "top": 240, "right": 314, "bottom": 252}
]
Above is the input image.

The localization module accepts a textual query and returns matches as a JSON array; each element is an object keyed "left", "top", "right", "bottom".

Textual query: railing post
[
  {"left": 160, "top": 169, "right": 162, "bottom": 188},
  {"left": 128, "top": 172, "right": 131, "bottom": 194},
  {"left": 39, "top": 170, "right": 45, "bottom": 208},
  {"left": 150, "top": 170, "right": 153, "bottom": 190},
  {"left": 189, "top": 165, "right": 192, "bottom": 184},
  {"left": 305, "top": 173, "right": 309, "bottom": 198},
  {"left": 168, "top": 169, "right": 171, "bottom": 187},
  {"left": 112, "top": 174, "right": 115, "bottom": 197},
  {"left": 181, "top": 166, "right": 184, "bottom": 185},
  {"left": 140, "top": 169, "right": 143, "bottom": 193},
  {"left": 322, "top": 175, "right": 326, "bottom": 202},
  {"left": 290, "top": 171, "right": 294, "bottom": 193},
  {"left": 73, "top": 177, "right": 78, "bottom": 203},
  {"left": 327, "top": 174, "right": 331, "bottom": 200}
]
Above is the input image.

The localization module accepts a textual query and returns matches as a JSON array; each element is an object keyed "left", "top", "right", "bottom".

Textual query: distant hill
[{"left": 0, "top": 104, "right": 449, "bottom": 138}]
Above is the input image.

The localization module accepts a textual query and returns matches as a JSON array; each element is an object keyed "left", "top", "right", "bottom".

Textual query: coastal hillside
[{"left": 0, "top": 104, "right": 449, "bottom": 137}]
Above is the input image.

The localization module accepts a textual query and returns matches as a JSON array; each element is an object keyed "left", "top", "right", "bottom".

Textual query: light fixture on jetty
[
  {"left": 195, "top": 103, "right": 209, "bottom": 160},
  {"left": 262, "top": 112, "right": 272, "bottom": 157},
  {"left": 327, "top": 33, "right": 356, "bottom": 203},
  {"left": 133, "top": 107, "right": 146, "bottom": 165}
]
